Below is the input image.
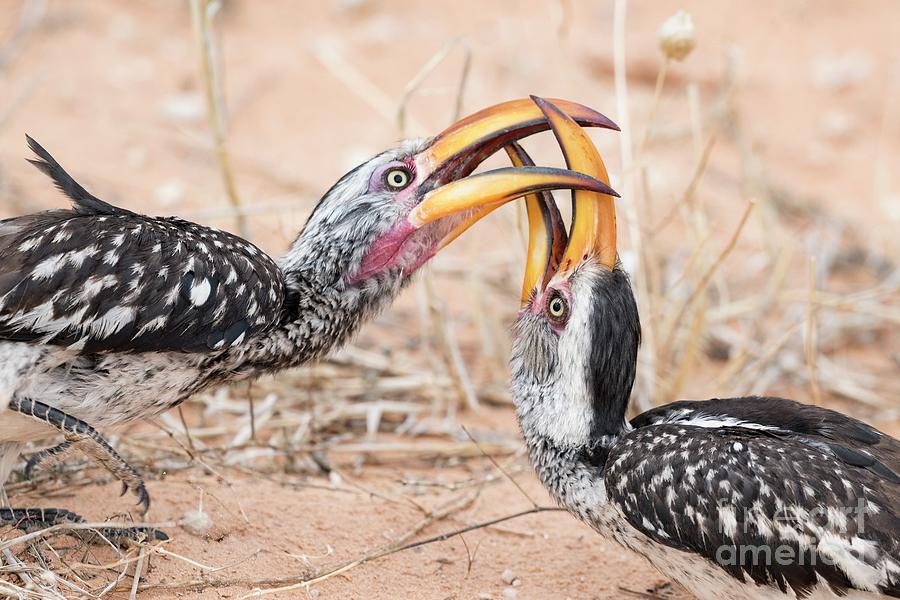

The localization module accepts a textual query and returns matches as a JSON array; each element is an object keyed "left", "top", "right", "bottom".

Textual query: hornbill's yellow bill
[
  {"left": 519, "top": 96, "right": 618, "bottom": 306},
  {"left": 407, "top": 98, "right": 619, "bottom": 241},
  {"left": 420, "top": 97, "right": 619, "bottom": 170}
]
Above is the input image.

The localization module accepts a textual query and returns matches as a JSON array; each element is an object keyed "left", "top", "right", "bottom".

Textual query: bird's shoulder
[
  {"left": 604, "top": 399, "right": 900, "bottom": 597},
  {"left": 0, "top": 138, "right": 286, "bottom": 353}
]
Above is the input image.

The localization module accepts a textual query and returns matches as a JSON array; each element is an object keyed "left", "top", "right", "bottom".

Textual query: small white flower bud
[
  {"left": 180, "top": 509, "right": 213, "bottom": 537},
  {"left": 658, "top": 10, "right": 696, "bottom": 62}
]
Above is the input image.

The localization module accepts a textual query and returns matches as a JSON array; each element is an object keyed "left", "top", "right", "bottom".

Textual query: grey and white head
[{"left": 509, "top": 98, "right": 637, "bottom": 450}]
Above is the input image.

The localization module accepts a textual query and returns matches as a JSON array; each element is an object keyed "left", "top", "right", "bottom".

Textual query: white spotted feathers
[{"left": 0, "top": 137, "right": 285, "bottom": 353}]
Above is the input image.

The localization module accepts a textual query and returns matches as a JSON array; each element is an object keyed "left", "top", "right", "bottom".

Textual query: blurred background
[{"left": 0, "top": 1, "right": 897, "bottom": 598}]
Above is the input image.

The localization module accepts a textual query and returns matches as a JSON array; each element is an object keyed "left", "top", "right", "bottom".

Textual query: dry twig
[{"left": 190, "top": 0, "right": 248, "bottom": 238}]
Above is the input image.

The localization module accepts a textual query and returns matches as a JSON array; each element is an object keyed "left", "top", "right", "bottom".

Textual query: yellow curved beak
[
  {"left": 407, "top": 97, "right": 619, "bottom": 245},
  {"left": 505, "top": 143, "right": 569, "bottom": 306},
  {"left": 519, "top": 97, "right": 618, "bottom": 306},
  {"left": 419, "top": 97, "right": 619, "bottom": 173}
]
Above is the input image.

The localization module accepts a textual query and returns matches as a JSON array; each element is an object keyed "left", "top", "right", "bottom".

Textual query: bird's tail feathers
[{"left": 24, "top": 135, "right": 128, "bottom": 216}]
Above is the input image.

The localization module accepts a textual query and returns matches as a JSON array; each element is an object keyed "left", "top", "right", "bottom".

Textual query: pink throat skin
[
  {"left": 401, "top": 244, "right": 439, "bottom": 278},
  {"left": 345, "top": 154, "right": 439, "bottom": 287},
  {"left": 346, "top": 220, "right": 435, "bottom": 286}
]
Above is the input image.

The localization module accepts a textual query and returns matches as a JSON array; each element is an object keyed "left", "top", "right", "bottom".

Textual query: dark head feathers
[{"left": 25, "top": 135, "right": 131, "bottom": 217}]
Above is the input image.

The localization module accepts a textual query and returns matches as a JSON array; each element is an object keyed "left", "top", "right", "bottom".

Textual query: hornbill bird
[
  {"left": 0, "top": 98, "right": 619, "bottom": 542},
  {"left": 508, "top": 97, "right": 900, "bottom": 599}
]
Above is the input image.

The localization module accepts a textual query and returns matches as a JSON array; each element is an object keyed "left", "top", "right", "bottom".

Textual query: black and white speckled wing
[
  {"left": 607, "top": 400, "right": 900, "bottom": 598},
  {"left": 633, "top": 396, "right": 900, "bottom": 479},
  {"left": 0, "top": 137, "right": 286, "bottom": 353},
  {"left": 634, "top": 397, "right": 900, "bottom": 524}
]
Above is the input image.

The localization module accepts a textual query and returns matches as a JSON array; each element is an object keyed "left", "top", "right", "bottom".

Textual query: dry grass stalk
[
  {"left": 613, "top": 0, "right": 657, "bottom": 411},
  {"left": 636, "top": 58, "right": 670, "bottom": 158},
  {"left": 233, "top": 499, "right": 564, "bottom": 599},
  {"left": 805, "top": 256, "right": 823, "bottom": 406},
  {"left": 190, "top": 0, "right": 248, "bottom": 238},
  {"left": 421, "top": 270, "right": 480, "bottom": 413},
  {"left": 128, "top": 546, "right": 147, "bottom": 600},
  {"left": 466, "top": 260, "right": 510, "bottom": 380},
  {"left": 313, "top": 38, "right": 397, "bottom": 123},
  {"left": 396, "top": 37, "right": 471, "bottom": 136},
  {"left": 461, "top": 426, "right": 537, "bottom": 509},
  {"left": 661, "top": 201, "right": 754, "bottom": 352},
  {"left": 648, "top": 136, "right": 717, "bottom": 237}
]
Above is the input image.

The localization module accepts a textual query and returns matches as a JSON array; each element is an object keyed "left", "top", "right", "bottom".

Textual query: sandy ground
[
  {"left": 0, "top": 1, "right": 898, "bottom": 599},
  {"left": 48, "top": 462, "right": 688, "bottom": 600}
]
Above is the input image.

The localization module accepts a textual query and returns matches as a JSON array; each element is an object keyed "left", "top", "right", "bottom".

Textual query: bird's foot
[
  {"left": 13, "top": 397, "right": 152, "bottom": 514},
  {"left": 0, "top": 507, "right": 168, "bottom": 546}
]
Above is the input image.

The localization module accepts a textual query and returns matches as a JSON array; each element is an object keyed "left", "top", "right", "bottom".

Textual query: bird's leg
[
  {"left": 2, "top": 399, "right": 167, "bottom": 544},
  {"left": 24, "top": 440, "right": 75, "bottom": 478},
  {"left": 9, "top": 397, "right": 150, "bottom": 514},
  {"left": 0, "top": 507, "right": 168, "bottom": 545}
]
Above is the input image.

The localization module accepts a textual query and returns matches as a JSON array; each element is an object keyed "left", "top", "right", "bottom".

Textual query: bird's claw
[
  {"left": 118, "top": 479, "right": 150, "bottom": 515},
  {"left": 26, "top": 437, "right": 152, "bottom": 515},
  {"left": 135, "top": 482, "right": 151, "bottom": 516}
]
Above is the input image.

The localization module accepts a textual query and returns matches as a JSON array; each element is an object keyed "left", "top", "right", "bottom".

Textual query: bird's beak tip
[{"left": 528, "top": 93, "right": 621, "bottom": 132}]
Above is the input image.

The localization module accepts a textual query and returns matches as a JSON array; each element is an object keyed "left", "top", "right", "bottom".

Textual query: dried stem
[
  {"left": 662, "top": 201, "right": 754, "bottom": 351},
  {"left": 614, "top": 0, "right": 657, "bottom": 410},
  {"left": 230, "top": 502, "right": 562, "bottom": 598},
  {"left": 805, "top": 256, "right": 823, "bottom": 406},
  {"left": 636, "top": 58, "right": 670, "bottom": 158},
  {"left": 128, "top": 546, "right": 146, "bottom": 600},
  {"left": 397, "top": 38, "right": 471, "bottom": 137},
  {"left": 462, "top": 425, "right": 537, "bottom": 508},
  {"left": 190, "top": 0, "right": 248, "bottom": 238}
]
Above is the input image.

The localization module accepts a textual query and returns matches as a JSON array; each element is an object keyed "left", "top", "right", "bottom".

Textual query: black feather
[
  {"left": 25, "top": 135, "right": 130, "bottom": 216},
  {"left": 586, "top": 268, "right": 641, "bottom": 439},
  {"left": 636, "top": 396, "right": 900, "bottom": 486}
]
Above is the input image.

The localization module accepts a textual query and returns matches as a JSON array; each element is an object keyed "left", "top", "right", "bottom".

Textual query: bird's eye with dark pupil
[
  {"left": 385, "top": 168, "right": 412, "bottom": 190},
  {"left": 548, "top": 295, "right": 568, "bottom": 320}
]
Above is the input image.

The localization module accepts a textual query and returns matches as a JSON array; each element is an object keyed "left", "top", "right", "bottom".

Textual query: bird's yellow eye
[
  {"left": 385, "top": 168, "right": 412, "bottom": 190},
  {"left": 547, "top": 294, "right": 568, "bottom": 320}
]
